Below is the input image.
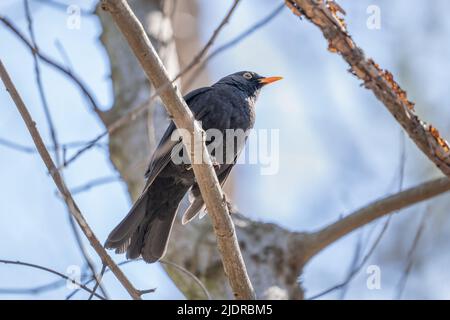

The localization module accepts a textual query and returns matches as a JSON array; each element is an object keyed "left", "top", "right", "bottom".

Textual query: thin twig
[
  {"left": 0, "top": 137, "right": 36, "bottom": 153},
  {"left": 0, "top": 279, "right": 64, "bottom": 295},
  {"left": 0, "top": 259, "right": 106, "bottom": 300},
  {"left": 24, "top": 0, "right": 60, "bottom": 166},
  {"left": 70, "top": 176, "right": 120, "bottom": 195},
  {"left": 54, "top": 39, "right": 74, "bottom": 73},
  {"left": 0, "top": 137, "right": 106, "bottom": 154},
  {"left": 139, "top": 288, "right": 156, "bottom": 295},
  {"left": 338, "top": 231, "right": 363, "bottom": 299},
  {"left": 62, "top": 131, "right": 109, "bottom": 168},
  {"left": 0, "top": 59, "right": 141, "bottom": 300},
  {"left": 209, "top": 3, "right": 284, "bottom": 60}
]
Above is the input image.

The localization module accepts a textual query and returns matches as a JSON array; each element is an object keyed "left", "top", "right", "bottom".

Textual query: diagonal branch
[
  {"left": 0, "top": 59, "right": 141, "bottom": 300},
  {"left": 286, "top": 0, "right": 450, "bottom": 179},
  {"left": 101, "top": 0, "right": 255, "bottom": 300}
]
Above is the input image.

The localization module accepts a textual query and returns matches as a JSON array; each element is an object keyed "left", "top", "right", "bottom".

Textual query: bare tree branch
[
  {"left": 0, "top": 59, "right": 141, "bottom": 300},
  {"left": 285, "top": 0, "right": 450, "bottom": 179},
  {"left": 139, "top": 288, "right": 156, "bottom": 295},
  {"left": 101, "top": 0, "right": 255, "bottom": 300},
  {"left": 54, "top": 39, "right": 74, "bottom": 72}
]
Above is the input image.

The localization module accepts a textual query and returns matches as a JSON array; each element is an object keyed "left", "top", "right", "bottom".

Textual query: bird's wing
[{"left": 144, "top": 87, "right": 212, "bottom": 186}]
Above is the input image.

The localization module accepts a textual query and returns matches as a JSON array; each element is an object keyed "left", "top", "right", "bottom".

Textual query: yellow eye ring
[{"left": 243, "top": 72, "right": 253, "bottom": 80}]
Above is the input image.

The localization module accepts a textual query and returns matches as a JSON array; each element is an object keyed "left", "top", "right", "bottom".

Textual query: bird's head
[{"left": 216, "top": 71, "right": 282, "bottom": 97}]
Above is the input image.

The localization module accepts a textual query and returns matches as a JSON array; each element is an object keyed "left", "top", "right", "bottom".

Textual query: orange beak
[{"left": 258, "top": 76, "right": 283, "bottom": 85}]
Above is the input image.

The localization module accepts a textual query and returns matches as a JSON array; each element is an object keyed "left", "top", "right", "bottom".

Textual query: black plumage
[{"left": 105, "top": 71, "right": 282, "bottom": 263}]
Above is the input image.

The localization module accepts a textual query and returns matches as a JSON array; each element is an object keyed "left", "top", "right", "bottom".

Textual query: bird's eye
[{"left": 243, "top": 72, "right": 253, "bottom": 80}]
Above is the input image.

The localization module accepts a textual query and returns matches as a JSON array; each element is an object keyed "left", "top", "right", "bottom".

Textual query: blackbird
[{"left": 105, "top": 71, "right": 282, "bottom": 263}]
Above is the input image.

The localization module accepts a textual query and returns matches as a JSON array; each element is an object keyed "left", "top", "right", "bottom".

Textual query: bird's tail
[{"left": 105, "top": 177, "right": 188, "bottom": 263}]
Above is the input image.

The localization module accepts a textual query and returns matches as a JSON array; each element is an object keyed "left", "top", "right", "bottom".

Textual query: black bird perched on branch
[{"left": 105, "top": 71, "right": 282, "bottom": 263}]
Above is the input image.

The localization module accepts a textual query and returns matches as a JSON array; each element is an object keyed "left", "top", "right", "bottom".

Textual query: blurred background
[{"left": 1, "top": 0, "right": 450, "bottom": 299}]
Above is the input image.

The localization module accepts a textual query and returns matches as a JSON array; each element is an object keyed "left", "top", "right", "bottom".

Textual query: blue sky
[{"left": 2, "top": 0, "right": 450, "bottom": 299}]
